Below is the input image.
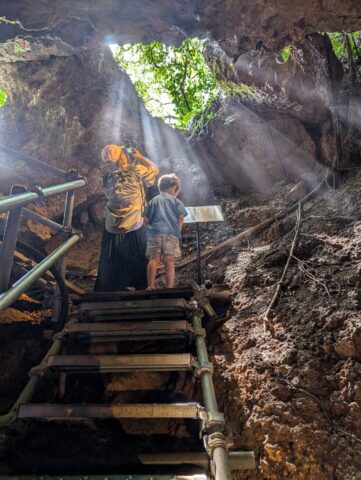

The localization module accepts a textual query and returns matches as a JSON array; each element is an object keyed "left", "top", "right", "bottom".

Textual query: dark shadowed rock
[{"left": 0, "top": 0, "right": 360, "bottom": 55}]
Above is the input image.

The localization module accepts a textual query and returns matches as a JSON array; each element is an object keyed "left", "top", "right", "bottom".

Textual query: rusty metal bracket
[
  {"left": 192, "top": 283, "right": 218, "bottom": 319},
  {"left": 194, "top": 360, "right": 214, "bottom": 377},
  {"left": 193, "top": 324, "right": 206, "bottom": 337},
  {"left": 65, "top": 169, "right": 87, "bottom": 183},
  {"left": 29, "top": 363, "right": 56, "bottom": 381},
  {"left": 206, "top": 411, "right": 225, "bottom": 430},
  {"left": 198, "top": 409, "right": 225, "bottom": 433},
  {"left": 62, "top": 225, "right": 82, "bottom": 236},
  {"left": 30, "top": 185, "right": 46, "bottom": 205},
  {"left": 52, "top": 330, "right": 66, "bottom": 341},
  {"left": 204, "top": 431, "right": 228, "bottom": 456},
  {"left": 187, "top": 299, "right": 204, "bottom": 320}
]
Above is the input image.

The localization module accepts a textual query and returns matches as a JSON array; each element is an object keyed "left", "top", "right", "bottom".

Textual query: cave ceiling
[{"left": 0, "top": 0, "right": 360, "bottom": 57}]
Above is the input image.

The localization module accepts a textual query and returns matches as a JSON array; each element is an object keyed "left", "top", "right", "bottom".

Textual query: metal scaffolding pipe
[
  {"left": 191, "top": 309, "right": 232, "bottom": 480},
  {"left": 22, "top": 208, "right": 64, "bottom": 233},
  {"left": 0, "top": 143, "right": 67, "bottom": 177},
  {"left": 0, "top": 338, "right": 62, "bottom": 427},
  {"left": 193, "top": 314, "right": 218, "bottom": 413},
  {"left": 52, "top": 190, "right": 75, "bottom": 321},
  {"left": 0, "top": 179, "right": 86, "bottom": 214},
  {"left": 0, "top": 234, "right": 81, "bottom": 313},
  {"left": 59, "top": 190, "right": 75, "bottom": 278},
  {"left": 0, "top": 185, "right": 27, "bottom": 292},
  {"left": 139, "top": 451, "right": 256, "bottom": 470}
]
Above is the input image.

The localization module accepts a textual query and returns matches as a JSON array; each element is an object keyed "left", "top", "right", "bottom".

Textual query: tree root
[
  {"left": 279, "top": 377, "right": 361, "bottom": 445},
  {"left": 263, "top": 203, "right": 302, "bottom": 335}
]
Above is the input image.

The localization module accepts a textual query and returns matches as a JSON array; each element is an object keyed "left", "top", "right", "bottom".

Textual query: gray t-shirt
[{"left": 143, "top": 192, "right": 188, "bottom": 239}]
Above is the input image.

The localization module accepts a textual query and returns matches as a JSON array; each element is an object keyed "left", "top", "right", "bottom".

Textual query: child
[{"left": 143, "top": 174, "right": 187, "bottom": 289}]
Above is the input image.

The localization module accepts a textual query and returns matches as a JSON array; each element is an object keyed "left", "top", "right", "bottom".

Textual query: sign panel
[{"left": 184, "top": 205, "right": 224, "bottom": 224}]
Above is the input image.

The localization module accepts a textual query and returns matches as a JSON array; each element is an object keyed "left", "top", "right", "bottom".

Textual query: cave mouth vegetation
[{"left": 0, "top": 2, "right": 360, "bottom": 480}]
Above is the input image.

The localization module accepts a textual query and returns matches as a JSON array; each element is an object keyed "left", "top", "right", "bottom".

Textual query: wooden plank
[
  {"left": 18, "top": 403, "right": 201, "bottom": 419},
  {"left": 47, "top": 353, "right": 196, "bottom": 372},
  {"left": 72, "top": 286, "right": 194, "bottom": 304},
  {"left": 80, "top": 298, "right": 189, "bottom": 313},
  {"left": 63, "top": 320, "right": 191, "bottom": 340},
  {"left": 87, "top": 311, "right": 186, "bottom": 322}
]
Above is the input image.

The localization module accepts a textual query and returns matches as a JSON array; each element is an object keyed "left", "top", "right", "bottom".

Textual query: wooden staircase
[{"left": 3, "top": 287, "right": 255, "bottom": 480}]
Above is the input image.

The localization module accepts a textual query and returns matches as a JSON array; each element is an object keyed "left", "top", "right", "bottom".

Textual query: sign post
[{"left": 184, "top": 205, "right": 225, "bottom": 285}]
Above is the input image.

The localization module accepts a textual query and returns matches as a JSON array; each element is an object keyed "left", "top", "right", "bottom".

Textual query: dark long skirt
[{"left": 94, "top": 225, "right": 148, "bottom": 292}]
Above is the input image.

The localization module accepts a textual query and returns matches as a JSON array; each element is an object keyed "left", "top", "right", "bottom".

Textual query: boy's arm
[
  {"left": 178, "top": 215, "right": 184, "bottom": 232},
  {"left": 176, "top": 200, "right": 188, "bottom": 233},
  {"left": 143, "top": 216, "right": 149, "bottom": 226}
]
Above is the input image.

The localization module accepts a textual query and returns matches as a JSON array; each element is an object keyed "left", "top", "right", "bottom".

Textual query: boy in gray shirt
[{"left": 143, "top": 174, "right": 187, "bottom": 289}]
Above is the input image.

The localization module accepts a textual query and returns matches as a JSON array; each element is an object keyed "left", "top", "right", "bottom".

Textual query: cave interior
[{"left": 0, "top": 1, "right": 361, "bottom": 479}]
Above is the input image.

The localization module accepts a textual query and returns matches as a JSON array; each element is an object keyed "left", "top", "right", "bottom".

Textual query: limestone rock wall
[{"left": 0, "top": 1, "right": 360, "bottom": 55}]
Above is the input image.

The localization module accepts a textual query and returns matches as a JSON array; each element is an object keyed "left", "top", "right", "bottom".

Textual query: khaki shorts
[{"left": 146, "top": 234, "right": 181, "bottom": 259}]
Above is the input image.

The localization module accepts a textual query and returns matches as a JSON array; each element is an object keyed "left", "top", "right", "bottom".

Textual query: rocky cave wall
[
  {"left": 0, "top": 1, "right": 360, "bottom": 198},
  {"left": 0, "top": 0, "right": 361, "bottom": 55},
  {"left": 0, "top": 2, "right": 361, "bottom": 479},
  {"left": 0, "top": 44, "right": 212, "bottom": 268}
]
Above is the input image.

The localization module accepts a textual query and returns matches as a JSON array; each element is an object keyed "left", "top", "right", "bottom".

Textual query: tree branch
[
  {"left": 179, "top": 61, "right": 191, "bottom": 112},
  {"left": 263, "top": 203, "right": 302, "bottom": 335}
]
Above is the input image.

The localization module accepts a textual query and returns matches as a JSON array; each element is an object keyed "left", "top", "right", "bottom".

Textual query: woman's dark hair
[{"left": 158, "top": 174, "right": 181, "bottom": 192}]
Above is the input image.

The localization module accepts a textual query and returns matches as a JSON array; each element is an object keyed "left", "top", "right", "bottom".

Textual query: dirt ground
[
  {"left": 175, "top": 172, "right": 361, "bottom": 479},
  {"left": 1, "top": 172, "right": 361, "bottom": 478}
]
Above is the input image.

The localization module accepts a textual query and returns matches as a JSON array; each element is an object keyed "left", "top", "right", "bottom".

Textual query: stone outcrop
[
  {"left": 0, "top": 46, "right": 210, "bottom": 208},
  {"left": 0, "top": 4, "right": 358, "bottom": 198},
  {"left": 193, "top": 96, "right": 325, "bottom": 192},
  {"left": 193, "top": 33, "right": 350, "bottom": 191},
  {"left": 0, "top": 0, "right": 360, "bottom": 56}
]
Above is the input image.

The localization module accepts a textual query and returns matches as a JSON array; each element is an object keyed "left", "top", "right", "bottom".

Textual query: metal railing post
[
  {"left": 59, "top": 190, "right": 75, "bottom": 277},
  {"left": 191, "top": 304, "right": 232, "bottom": 480},
  {"left": 0, "top": 234, "right": 81, "bottom": 313},
  {"left": 51, "top": 190, "right": 75, "bottom": 321},
  {"left": 195, "top": 222, "right": 203, "bottom": 285},
  {"left": 0, "top": 185, "right": 27, "bottom": 293}
]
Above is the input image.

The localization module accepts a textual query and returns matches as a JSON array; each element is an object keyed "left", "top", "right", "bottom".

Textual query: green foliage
[
  {"left": 114, "top": 38, "right": 219, "bottom": 129},
  {"left": 0, "top": 16, "right": 20, "bottom": 26},
  {"left": 188, "top": 104, "right": 217, "bottom": 139},
  {"left": 326, "top": 32, "right": 361, "bottom": 59},
  {"left": 0, "top": 89, "right": 8, "bottom": 107},
  {"left": 13, "top": 39, "right": 31, "bottom": 55},
  {"left": 280, "top": 44, "right": 293, "bottom": 63},
  {"left": 219, "top": 80, "right": 260, "bottom": 99},
  {"left": 14, "top": 42, "right": 26, "bottom": 54}
]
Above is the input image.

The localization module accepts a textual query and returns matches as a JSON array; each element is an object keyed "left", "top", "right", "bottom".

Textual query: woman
[{"left": 94, "top": 144, "right": 159, "bottom": 291}]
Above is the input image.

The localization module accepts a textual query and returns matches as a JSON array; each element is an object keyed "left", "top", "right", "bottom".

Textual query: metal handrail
[
  {"left": 0, "top": 234, "right": 81, "bottom": 312},
  {"left": 22, "top": 208, "right": 67, "bottom": 234},
  {"left": 0, "top": 176, "right": 86, "bottom": 312},
  {"left": 0, "top": 179, "right": 86, "bottom": 214}
]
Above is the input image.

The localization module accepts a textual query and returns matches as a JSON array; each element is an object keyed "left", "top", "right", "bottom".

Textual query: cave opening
[{"left": 109, "top": 38, "right": 220, "bottom": 131}]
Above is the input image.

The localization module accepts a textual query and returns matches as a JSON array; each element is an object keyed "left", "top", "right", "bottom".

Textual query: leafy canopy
[
  {"left": 0, "top": 89, "right": 7, "bottom": 107},
  {"left": 114, "top": 38, "right": 219, "bottom": 130},
  {"left": 326, "top": 32, "right": 361, "bottom": 59},
  {"left": 280, "top": 45, "right": 293, "bottom": 63}
]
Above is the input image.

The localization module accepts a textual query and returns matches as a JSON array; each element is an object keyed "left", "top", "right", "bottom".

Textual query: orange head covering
[{"left": 101, "top": 144, "right": 129, "bottom": 169}]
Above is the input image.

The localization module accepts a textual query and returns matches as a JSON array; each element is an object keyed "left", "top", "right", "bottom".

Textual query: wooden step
[
  {"left": 72, "top": 286, "right": 194, "bottom": 303},
  {"left": 6, "top": 474, "right": 208, "bottom": 480},
  {"left": 18, "top": 403, "right": 203, "bottom": 420},
  {"left": 61, "top": 320, "right": 192, "bottom": 342},
  {"left": 46, "top": 353, "right": 197, "bottom": 372},
  {"left": 81, "top": 298, "right": 190, "bottom": 321}
]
